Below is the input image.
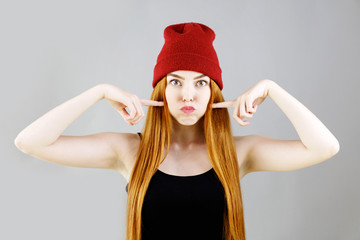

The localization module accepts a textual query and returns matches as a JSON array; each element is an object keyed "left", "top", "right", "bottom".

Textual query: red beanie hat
[{"left": 153, "top": 22, "right": 223, "bottom": 90}]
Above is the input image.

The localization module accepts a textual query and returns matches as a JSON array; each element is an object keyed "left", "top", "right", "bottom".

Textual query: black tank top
[{"left": 125, "top": 132, "right": 226, "bottom": 240}]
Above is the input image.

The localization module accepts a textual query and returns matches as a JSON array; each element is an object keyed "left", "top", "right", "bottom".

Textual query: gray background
[{"left": 1, "top": 0, "right": 359, "bottom": 239}]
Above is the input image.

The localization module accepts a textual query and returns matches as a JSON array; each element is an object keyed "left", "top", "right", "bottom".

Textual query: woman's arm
[
  {"left": 15, "top": 84, "right": 106, "bottom": 150},
  {"left": 14, "top": 83, "right": 162, "bottom": 171},
  {"left": 14, "top": 84, "right": 130, "bottom": 170},
  {"left": 244, "top": 80, "right": 340, "bottom": 172},
  {"left": 213, "top": 79, "right": 340, "bottom": 173},
  {"left": 267, "top": 80, "right": 339, "bottom": 154}
]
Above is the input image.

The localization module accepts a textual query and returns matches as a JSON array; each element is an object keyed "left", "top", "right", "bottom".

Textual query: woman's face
[{"left": 165, "top": 70, "right": 211, "bottom": 126}]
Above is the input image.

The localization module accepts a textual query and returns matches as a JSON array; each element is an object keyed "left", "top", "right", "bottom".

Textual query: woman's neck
[{"left": 169, "top": 118, "right": 206, "bottom": 149}]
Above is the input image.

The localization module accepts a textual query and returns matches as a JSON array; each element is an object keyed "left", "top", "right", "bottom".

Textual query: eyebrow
[{"left": 167, "top": 73, "right": 207, "bottom": 80}]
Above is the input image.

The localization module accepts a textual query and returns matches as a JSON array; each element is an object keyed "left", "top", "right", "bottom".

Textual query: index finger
[
  {"left": 211, "top": 101, "right": 234, "bottom": 108},
  {"left": 140, "top": 99, "right": 164, "bottom": 107}
]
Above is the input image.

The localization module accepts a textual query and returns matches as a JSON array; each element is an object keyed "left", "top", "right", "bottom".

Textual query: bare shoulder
[
  {"left": 106, "top": 132, "right": 141, "bottom": 179},
  {"left": 233, "top": 135, "right": 259, "bottom": 179},
  {"left": 233, "top": 134, "right": 281, "bottom": 172}
]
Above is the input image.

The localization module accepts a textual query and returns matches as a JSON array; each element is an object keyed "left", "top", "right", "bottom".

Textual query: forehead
[{"left": 167, "top": 70, "right": 209, "bottom": 79}]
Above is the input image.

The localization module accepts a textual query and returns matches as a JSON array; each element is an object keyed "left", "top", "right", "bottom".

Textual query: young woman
[{"left": 14, "top": 22, "right": 340, "bottom": 240}]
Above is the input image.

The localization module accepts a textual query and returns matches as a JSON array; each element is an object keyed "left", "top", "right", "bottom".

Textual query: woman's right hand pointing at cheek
[{"left": 102, "top": 84, "right": 164, "bottom": 126}]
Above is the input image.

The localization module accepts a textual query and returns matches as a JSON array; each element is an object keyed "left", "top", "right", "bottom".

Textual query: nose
[
  {"left": 183, "top": 95, "right": 193, "bottom": 102},
  {"left": 182, "top": 85, "right": 194, "bottom": 102}
]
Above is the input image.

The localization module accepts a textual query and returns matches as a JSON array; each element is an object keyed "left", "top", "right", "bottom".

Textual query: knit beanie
[{"left": 153, "top": 22, "right": 223, "bottom": 90}]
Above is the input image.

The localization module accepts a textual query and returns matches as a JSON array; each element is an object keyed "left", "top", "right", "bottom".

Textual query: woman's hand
[
  {"left": 102, "top": 84, "right": 164, "bottom": 126},
  {"left": 212, "top": 79, "right": 272, "bottom": 126}
]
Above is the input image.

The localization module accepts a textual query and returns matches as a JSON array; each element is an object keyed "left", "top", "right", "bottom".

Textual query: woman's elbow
[
  {"left": 328, "top": 140, "right": 340, "bottom": 157},
  {"left": 14, "top": 137, "right": 32, "bottom": 154}
]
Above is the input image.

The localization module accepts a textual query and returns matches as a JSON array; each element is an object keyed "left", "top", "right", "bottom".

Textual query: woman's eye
[
  {"left": 170, "top": 80, "right": 180, "bottom": 86},
  {"left": 197, "top": 80, "right": 208, "bottom": 86}
]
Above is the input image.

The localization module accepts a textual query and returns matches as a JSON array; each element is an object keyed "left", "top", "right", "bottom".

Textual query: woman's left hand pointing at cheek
[{"left": 211, "top": 79, "right": 273, "bottom": 126}]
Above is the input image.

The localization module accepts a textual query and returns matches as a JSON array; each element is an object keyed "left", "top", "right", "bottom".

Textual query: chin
[
  {"left": 178, "top": 121, "right": 197, "bottom": 126},
  {"left": 174, "top": 116, "right": 202, "bottom": 126}
]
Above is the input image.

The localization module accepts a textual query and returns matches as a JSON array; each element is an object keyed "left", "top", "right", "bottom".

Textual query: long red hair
[{"left": 125, "top": 76, "right": 246, "bottom": 239}]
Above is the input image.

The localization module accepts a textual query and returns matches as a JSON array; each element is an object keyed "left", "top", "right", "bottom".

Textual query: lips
[
  {"left": 181, "top": 106, "right": 195, "bottom": 111},
  {"left": 181, "top": 106, "right": 195, "bottom": 114}
]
